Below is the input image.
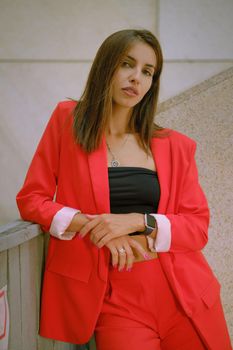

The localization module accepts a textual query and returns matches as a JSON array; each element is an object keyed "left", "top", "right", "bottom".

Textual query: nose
[{"left": 129, "top": 67, "right": 141, "bottom": 84}]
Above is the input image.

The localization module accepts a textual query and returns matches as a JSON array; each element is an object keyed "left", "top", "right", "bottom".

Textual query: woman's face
[{"left": 112, "top": 41, "right": 156, "bottom": 110}]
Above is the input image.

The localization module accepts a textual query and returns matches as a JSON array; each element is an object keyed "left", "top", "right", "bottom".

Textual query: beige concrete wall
[
  {"left": 159, "top": 0, "right": 233, "bottom": 100},
  {"left": 157, "top": 66, "right": 233, "bottom": 341}
]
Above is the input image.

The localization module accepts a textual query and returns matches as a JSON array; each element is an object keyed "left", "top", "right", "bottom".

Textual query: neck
[{"left": 107, "top": 104, "right": 132, "bottom": 137}]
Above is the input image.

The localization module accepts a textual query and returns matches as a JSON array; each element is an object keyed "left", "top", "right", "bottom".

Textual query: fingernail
[
  {"left": 143, "top": 253, "right": 151, "bottom": 260},
  {"left": 78, "top": 234, "right": 83, "bottom": 239},
  {"left": 126, "top": 267, "right": 132, "bottom": 272},
  {"left": 118, "top": 266, "right": 123, "bottom": 272}
]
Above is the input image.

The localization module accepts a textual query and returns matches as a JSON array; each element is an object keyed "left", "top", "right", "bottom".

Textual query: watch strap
[{"left": 142, "top": 214, "right": 157, "bottom": 236}]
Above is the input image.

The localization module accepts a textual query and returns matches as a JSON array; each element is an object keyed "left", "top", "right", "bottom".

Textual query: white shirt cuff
[
  {"left": 150, "top": 214, "right": 171, "bottom": 252},
  {"left": 49, "top": 207, "right": 81, "bottom": 240}
]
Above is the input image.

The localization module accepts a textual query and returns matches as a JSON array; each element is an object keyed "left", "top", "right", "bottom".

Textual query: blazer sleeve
[
  {"left": 151, "top": 140, "right": 210, "bottom": 253},
  {"left": 16, "top": 103, "right": 77, "bottom": 233}
]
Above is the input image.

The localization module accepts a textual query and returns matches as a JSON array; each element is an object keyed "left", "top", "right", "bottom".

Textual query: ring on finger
[{"left": 118, "top": 247, "right": 126, "bottom": 255}]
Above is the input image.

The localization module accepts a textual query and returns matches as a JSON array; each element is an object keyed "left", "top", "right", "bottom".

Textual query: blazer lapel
[
  {"left": 87, "top": 136, "right": 110, "bottom": 214},
  {"left": 87, "top": 136, "right": 110, "bottom": 282},
  {"left": 151, "top": 135, "right": 171, "bottom": 214}
]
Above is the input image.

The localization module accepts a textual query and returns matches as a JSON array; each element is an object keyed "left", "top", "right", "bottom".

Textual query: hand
[
  {"left": 105, "top": 235, "right": 151, "bottom": 271},
  {"left": 79, "top": 213, "right": 144, "bottom": 248}
]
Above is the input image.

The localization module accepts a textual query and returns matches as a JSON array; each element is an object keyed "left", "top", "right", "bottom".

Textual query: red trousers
[{"left": 95, "top": 258, "right": 207, "bottom": 350}]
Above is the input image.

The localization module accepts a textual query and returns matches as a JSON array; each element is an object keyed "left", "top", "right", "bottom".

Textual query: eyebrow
[{"left": 126, "top": 55, "right": 156, "bottom": 70}]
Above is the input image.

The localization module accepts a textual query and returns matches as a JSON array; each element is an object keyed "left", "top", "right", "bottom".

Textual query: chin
[{"left": 114, "top": 98, "right": 140, "bottom": 109}]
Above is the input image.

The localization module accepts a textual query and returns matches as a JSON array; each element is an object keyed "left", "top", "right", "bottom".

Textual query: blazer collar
[{"left": 150, "top": 136, "right": 171, "bottom": 213}]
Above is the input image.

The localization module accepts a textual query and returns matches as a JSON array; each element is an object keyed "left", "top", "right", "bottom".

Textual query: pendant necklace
[{"left": 106, "top": 134, "right": 129, "bottom": 167}]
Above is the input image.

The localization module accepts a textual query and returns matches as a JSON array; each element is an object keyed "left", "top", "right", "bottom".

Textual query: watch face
[{"left": 146, "top": 214, "right": 156, "bottom": 228}]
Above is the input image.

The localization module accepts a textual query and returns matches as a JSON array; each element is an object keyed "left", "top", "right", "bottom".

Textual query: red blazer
[{"left": 16, "top": 101, "right": 231, "bottom": 349}]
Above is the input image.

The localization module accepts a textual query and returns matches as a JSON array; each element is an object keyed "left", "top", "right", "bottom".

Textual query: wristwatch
[
  {"left": 142, "top": 214, "right": 157, "bottom": 236},
  {"left": 128, "top": 214, "right": 157, "bottom": 236}
]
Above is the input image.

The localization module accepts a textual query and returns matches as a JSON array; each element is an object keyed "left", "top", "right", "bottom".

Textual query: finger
[
  {"left": 90, "top": 220, "right": 106, "bottom": 237},
  {"left": 123, "top": 245, "right": 135, "bottom": 271},
  {"left": 146, "top": 236, "right": 156, "bottom": 252},
  {"left": 117, "top": 247, "right": 127, "bottom": 271},
  {"left": 90, "top": 229, "right": 109, "bottom": 246},
  {"left": 106, "top": 243, "right": 119, "bottom": 268},
  {"left": 90, "top": 222, "right": 122, "bottom": 247},
  {"left": 97, "top": 230, "right": 119, "bottom": 247},
  {"left": 79, "top": 218, "right": 101, "bottom": 237},
  {"left": 85, "top": 214, "right": 98, "bottom": 220},
  {"left": 129, "top": 238, "right": 151, "bottom": 260}
]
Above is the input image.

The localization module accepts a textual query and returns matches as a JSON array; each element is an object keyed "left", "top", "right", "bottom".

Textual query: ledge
[{"left": 0, "top": 220, "right": 42, "bottom": 252}]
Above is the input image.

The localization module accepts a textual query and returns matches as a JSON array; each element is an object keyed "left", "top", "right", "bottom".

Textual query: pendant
[{"left": 111, "top": 159, "right": 120, "bottom": 167}]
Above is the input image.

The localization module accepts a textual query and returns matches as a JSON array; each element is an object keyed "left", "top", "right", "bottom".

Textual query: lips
[{"left": 122, "top": 86, "right": 139, "bottom": 96}]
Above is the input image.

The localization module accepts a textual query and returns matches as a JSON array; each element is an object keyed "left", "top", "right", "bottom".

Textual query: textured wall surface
[
  {"left": 157, "top": 66, "right": 233, "bottom": 341},
  {"left": 159, "top": 0, "right": 233, "bottom": 100}
]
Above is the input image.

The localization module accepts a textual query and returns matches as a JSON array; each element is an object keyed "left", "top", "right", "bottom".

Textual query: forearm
[
  {"left": 127, "top": 213, "right": 145, "bottom": 233},
  {"left": 66, "top": 213, "right": 89, "bottom": 232},
  {"left": 49, "top": 208, "right": 87, "bottom": 240}
]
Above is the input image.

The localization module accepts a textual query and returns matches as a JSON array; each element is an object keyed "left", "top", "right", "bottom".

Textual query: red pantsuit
[
  {"left": 16, "top": 101, "right": 232, "bottom": 349},
  {"left": 95, "top": 258, "right": 207, "bottom": 350}
]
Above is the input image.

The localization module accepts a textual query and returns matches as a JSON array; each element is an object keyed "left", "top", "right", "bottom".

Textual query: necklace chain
[{"left": 106, "top": 134, "right": 129, "bottom": 167}]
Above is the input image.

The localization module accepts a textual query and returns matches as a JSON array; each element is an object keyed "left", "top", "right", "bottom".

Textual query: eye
[
  {"left": 143, "top": 70, "right": 153, "bottom": 77},
  {"left": 121, "top": 61, "right": 131, "bottom": 68}
]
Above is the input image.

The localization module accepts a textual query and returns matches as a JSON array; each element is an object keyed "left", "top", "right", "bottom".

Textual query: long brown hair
[{"left": 72, "top": 29, "right": 164, "bottom": 153}]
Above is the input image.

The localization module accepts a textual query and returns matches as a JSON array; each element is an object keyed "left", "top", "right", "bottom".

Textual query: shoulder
[
  {"left": 153, "top": 128, "right": 197, "bottom": 158},
  {"left": 155, "top": 128, "right": 196, "bottom": 147},
  {"left": 42, "top": 100, "right": 78, "bottom": 139},
  {"left": 56, "top": 99, "right": 77, "bottom": 113},
  {"left": 57, "top": 100, "right": 78, "bottom": 110},
  {"left": 49, "top": 99, "right": 77, "bottom": 126},
  {"left": 167, "top": 129, "right": 196, "bottom": 150}
]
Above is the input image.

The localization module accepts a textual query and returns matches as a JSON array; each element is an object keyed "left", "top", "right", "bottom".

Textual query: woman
[{"left": 16, "top": 29, "right": 232, "bottom": 349}]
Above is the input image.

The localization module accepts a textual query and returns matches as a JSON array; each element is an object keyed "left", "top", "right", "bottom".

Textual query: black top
[{"left": 108, "top": 167, "right": 160, "bottom": 215}]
